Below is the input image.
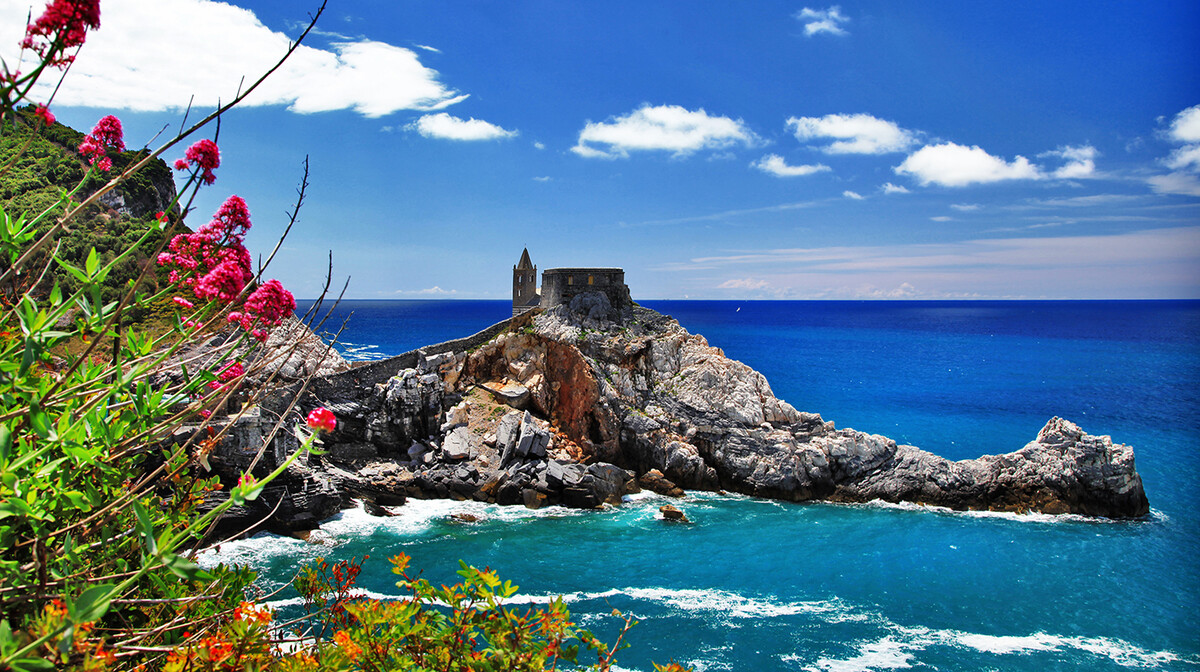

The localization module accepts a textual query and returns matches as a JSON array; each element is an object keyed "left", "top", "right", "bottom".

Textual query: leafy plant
[{"left": 0, "top": 1, "right": 685, "bottom": 670}]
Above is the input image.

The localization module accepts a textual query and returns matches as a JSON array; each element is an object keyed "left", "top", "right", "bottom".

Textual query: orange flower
[{"left": 333, "top": 630, "right": 362, "bottom": 660}]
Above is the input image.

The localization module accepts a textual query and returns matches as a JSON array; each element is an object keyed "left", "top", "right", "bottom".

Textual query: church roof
[{"left": 516, "top": 247, "right": 534, "bottom": 270}]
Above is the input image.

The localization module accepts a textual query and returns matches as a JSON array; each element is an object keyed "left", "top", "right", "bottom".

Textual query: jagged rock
[
  {"left": 363, "top": 499, "right": 397, "bottom": 517},
  {"left": 442, "top": 427, "right": 474, "bottom": 460},
  {"left": 299, "top": 302, "right": 1148, "bottom": 520},
  {"left": 449, "top": 512, "right": 482, "bottom": 523},
  {"left": 481, "top": 380, "right": 530, "bottom": 408},
  {"left": 522, "top": 488, "right": 546, "bottom": 509},
  {"left": 639, "top": 469, "right": 685, "bottom": 497},
  {"left": 659, "top": 504, "right": 688, "bottom": 522}
]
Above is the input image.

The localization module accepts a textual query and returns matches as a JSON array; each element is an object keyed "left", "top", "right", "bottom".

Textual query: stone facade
[
  {"left": 512, "top": 248, "right": 539, "bottom": 316},
  {"left": 540, "top": 268, "right": 630, "bottom": 311}
]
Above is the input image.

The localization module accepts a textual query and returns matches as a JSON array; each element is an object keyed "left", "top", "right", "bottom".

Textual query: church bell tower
[{"left": 512, "top": 248, "right": 539, "bottom": 316}]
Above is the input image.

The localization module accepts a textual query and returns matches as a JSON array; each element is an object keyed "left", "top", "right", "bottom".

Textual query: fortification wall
[
  {"left": 309, "top": 311, "right": 533, "bottom": 395},
  {"left": 540, "top": 268, "right": 629, "bottom": 310}
]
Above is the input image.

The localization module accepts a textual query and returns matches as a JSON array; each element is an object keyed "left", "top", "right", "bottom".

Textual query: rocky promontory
[{"left": 198, "top": 293, "right": 1149, "bottom": 537}]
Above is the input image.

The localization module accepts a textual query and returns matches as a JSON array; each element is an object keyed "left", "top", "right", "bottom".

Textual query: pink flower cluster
[
  {"left": 174, "top": 139, "right": 220, "bottom": 185},
  {"left": 206, "top": 362, "right": 244, "bottom": 390},
  {"left": 34, "top": 104, "right": 55, "bottom": 125},
  {"left": 78, "top": 114, "right": 124, "bottom": 172},
  {"left": 21, "top": 0, "right": 100, "bottom": 68},
  {"left": 158, "top": 195, "right": 294, "bottom": 342},
  {"left": 306, "top": 407, "right": 337, "bottom": 433}
]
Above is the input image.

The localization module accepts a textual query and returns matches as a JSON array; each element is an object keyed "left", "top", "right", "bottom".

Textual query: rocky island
[{"left": 197, "top": 264, "right": 1149, "bottom": 539}]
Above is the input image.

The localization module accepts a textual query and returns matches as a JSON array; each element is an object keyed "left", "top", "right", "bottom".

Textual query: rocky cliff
[{"left": 200, "top": 293, "right": 1148, "bottom": 537}]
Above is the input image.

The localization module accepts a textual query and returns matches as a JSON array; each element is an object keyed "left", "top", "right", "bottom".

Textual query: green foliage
[
  {"left": 0, "top": 107, "right": 174, "bottom": 302},
  {"left": 0, "top": 9, "right": 681, "bottom": 671}
]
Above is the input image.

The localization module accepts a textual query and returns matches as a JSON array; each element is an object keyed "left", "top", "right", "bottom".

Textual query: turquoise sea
[{"left": 206, "top": 300, "right": 1200, "bottom": 671}]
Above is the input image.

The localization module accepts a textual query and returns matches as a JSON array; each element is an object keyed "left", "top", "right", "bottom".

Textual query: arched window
[
  {"left": 588, "top": 275, "right": 594, "bottom": 285},
  {"left": 567, "top": 276, "right": 574, "bottom": 286}
]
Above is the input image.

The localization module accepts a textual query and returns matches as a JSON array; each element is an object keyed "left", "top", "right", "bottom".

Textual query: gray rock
[{"left": 442, "top": 427, "right": 474, "bottom": 461}]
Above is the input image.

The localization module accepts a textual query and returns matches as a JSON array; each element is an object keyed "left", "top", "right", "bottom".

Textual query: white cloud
[
  {"left": 409, "top": 113, "right": 517, "bottom": 141},
  {"left": 843, "top": 190, "right": 864, "bottom": 200},
  {"left": 930, "top": 216, "right": 953, "bottom": 222},
  {"left": 533, "top": 141, "right": 546, "bottom": 150},
  {"left": 950, "top": 203, "right": 981, "bottom": 211},
  {"left": 752, "top": 154, "right": 831, "bottom": 177},
  {"left": 787, "top": 113, "right": 916, "bottom": 154},
  {"left": 881, "top": 182, "right": 910, "bottom": 194},
  {"left": 1147, "top": 172, "right": 1200, "bottom": 197},
  {"left": 572, "top": 104, "right": 757, "bottom": 159},
  {"left": 1168, "top": 104, "right": 1200, "bottom": 143},
  {"left": 718, "top": 278, "right": 770, "bottom": 291},
  {"left": 795, "top": 6, "right": 850, "bottom": 36},
  {"left": 895, "top": 142, "right": 1041, "bottom": 187},
  {"left": 412, "top": 43, "right": 442, "bottom": 54},
  {"left": 533, "top": 176, "right": 552, "bottom": 182},
  {"left": 1148, "top": 105, "right": 1200, "bottom": 194},
  {"left": 1166, "top": 145, "right": 1200, "bottom": 171},
  {"left": 1042, "top": 144, "right": 1097, "bottom": 179},
  {"left": 0, "top": 0, "right": 468, "bottom": 117}
]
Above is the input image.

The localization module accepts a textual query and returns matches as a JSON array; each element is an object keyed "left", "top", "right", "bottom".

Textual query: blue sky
[{"left": 3, "top": 0, "right": 1199, "bottom": 299}]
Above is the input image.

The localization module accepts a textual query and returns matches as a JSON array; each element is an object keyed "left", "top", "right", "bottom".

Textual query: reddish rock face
[{"left": 463, "top": 333, "right": 618, "bottom": 461}]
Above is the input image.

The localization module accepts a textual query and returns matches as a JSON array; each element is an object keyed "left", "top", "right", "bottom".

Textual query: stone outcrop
[
  {"left": 248, "top": 296, "right": 1147, "bottom": 526},
  {"left": 436, "top": 300, "right": 1147, "bottom": 518}
]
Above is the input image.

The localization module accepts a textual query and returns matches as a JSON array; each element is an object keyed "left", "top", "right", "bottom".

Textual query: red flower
[
  {"left": 22, "top": 0, "right": 101, "bottom": 68},
  {"left": 34, "top": 104, "right": 54, "bottom": 125},
  {"left": 175, "top": 138, "right": 220, "bottom": 185},
  {"left": 172, "top": 296, "right": 194, "bottom": 309},
  {"left": 78, "top": 114, "right": 123, "bottom": 171},
  {"left": 244, "top": 279, "right": 295, "bottom": 327},
  {"left": 88, "top": 114, "right": 124, "bottom": 151},
  {"left": 306, "top": 407, "right": 337, "bottom": 433}
]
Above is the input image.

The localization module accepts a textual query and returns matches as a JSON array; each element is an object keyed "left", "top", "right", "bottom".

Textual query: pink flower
[
  {"left": 194, "top": 257, "right": 253, "bottom": 303},
  {"left": 201, "top": 195, "right": 251, "bottom": 243},
  {"left": 78, "top": 114, "right": 123, "bottom": 171},
  {"left": 218, "top": 362, "right": 244, "bottom": 383},
  {"left": 252, "top": 329, "right": 268, "bottom": 342},
  {"left": 22, "top": 0, "right": 101, "bottom": 68},
  {"left": 173, "top": 296, "right": 194, "bottom": 309},
  {"left": 88, "top": 115, "right": 124, "bottom": 152},
  {"left": 306, "top": 407, "right": 337, "bottom": 433},
  {"left": 174, "top": 159, "right": 188, "bottom": 170},
  {"left": 244, "top": 280, "right": 295, "bottom": 327},
  {"left": 177, "top": 138, "right": 220, "bottom": 185},
  {"left": 199, "top": 409, "right": 212, "bottom": 419},
  {"left": 34, "top": 104, "right": 54, "bottom": 125}
]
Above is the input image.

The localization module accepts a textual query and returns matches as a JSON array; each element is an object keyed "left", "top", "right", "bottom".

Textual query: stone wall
[
  {"left": 307, "top": 311, "right": 534, "bottom": 396},
  {"left": 540, "top": 268, "right": 630, "bottom": 311}
]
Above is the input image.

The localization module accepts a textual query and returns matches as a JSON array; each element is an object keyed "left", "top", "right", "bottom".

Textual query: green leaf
[
  {"left": 0, "top": 425, "right": 11, "bottom": 463},
  {"left": 9, "top": 658, "right": 55, "bottom": 672},
  {"left": 27, "top": 404, "right": 50, "bottom": 440},
  {"left": 132, "top": 499, "right": 157, "bottom": 555},
  {"left": 162, "top": 553, "right": 214, "bottom": 582},
  {"left": 85, "top": 247, "right": 98, "bottom": 277},
  {"left": 71, "top": 583, "right": 115, "bottom": 623},
  {"left": 18, "top": 339, "right": 35, "bottom": 377},
  {"left": 55, "top": 256, "right": 87, "bottom": 283}
]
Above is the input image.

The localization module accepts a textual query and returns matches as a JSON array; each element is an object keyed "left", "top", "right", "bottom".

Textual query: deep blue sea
[{"left": 207, "top": 300, "right": 1200, "bottom": 671}]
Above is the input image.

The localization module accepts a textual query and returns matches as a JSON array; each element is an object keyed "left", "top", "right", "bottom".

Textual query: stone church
[{"left": 512, "top": 248, "right": 630, "bottom": 316}]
